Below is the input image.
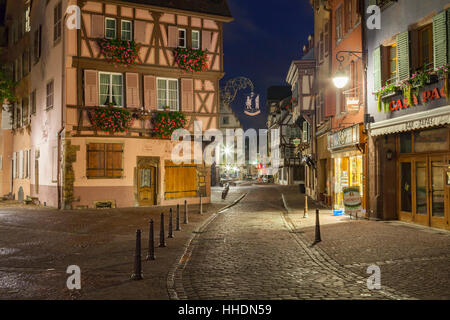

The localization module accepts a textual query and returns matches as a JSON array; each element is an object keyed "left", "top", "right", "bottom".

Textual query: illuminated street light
[{"left": 332, "top": 69, "right": 349, "bottom": 89}]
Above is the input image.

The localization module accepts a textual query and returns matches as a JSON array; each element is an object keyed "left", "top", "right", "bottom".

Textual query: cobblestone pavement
[{"left": 178, "top": 185, "right": 414, "bottom": 300}]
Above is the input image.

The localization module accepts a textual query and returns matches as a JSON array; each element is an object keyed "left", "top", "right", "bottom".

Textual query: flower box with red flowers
[
  {"left": 90, "top": 103, "right": 133, "bottom": 134},
  {"left": 152, "top": 110, "right": 187, "bottom": 139},
  {"left": 174, "top": 48, "right": 208, "bottom": 73},
  {"left": 98, "top": 38, "right": 140, "bottom": 67}
]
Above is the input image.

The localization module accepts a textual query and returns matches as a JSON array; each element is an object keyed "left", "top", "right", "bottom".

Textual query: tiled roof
[{"left": 120, "top": 0, "right": 232, "bottom": 18}]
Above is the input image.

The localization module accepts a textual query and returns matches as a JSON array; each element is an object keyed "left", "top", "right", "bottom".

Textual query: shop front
[
  {"left": 328, "top": 124, "right": 366, "bottom": 215},
  {"left": 370, "top": 107, "right": 450, "bottom": 230}
]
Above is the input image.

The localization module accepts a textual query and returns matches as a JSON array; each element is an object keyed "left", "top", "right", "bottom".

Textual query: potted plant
[
  {"left": 98, "top": 38, "right": 140, "bottom": 68},
  {"left": 90, "top": 102, "right": 133, "bottom": 134},
  {"left": 152, "top": 110, "right": 187, "bottom": 139},
  {"left": 436, "top": 64, "right": 449, "bottom": 101},
  {"left": 173, "top": 48, "right": 208, "bottom": 73}
]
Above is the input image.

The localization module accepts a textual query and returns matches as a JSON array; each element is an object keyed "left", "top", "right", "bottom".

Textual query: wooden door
[
  {"left": 137, "top": 163, "right": 156, "bottom": 206},
  {"left": 429, "top": 156, "right": 446, "bottom": 229}
]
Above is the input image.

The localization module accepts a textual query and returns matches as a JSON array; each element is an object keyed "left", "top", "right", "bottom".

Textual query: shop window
[
  {"left": 87, "top": 143, "right": 124, "bottom": 178},
  {"left": 399, "top": 132, "right": 412, "bottom": 153},
  {"left": 414, "top": 127, "right": 448, "bottom": 153}
]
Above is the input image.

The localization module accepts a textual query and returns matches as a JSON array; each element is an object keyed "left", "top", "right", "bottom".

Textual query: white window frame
[
  {"left": 121, "top": 20, "right": 132, "bottom": 41},
  {"left": 192, "top": 30, "right": 200, "bottom": 49},
  {"left": 157, "top": 77, "right": 179, "bottom": 111},
  {"left": 98, "top": 72, "right": 124, "bottom": 107},
  {"left": 105, "top": 17, "right": 117, "bottom": 39},
  {"left": 178, "top": 28, "right": 186, "bottom": 48}
]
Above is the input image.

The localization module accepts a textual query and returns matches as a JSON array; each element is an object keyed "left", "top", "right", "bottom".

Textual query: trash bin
[{"left": 298, "top": 183, "right": 305, "bottom": 194}]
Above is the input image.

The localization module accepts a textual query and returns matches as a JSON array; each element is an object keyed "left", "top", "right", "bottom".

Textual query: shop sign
[
  {"left": 346, "top": 97, "right": 360, "bottom": 111},
  {"left": 328, "top": 124, "right": 360, "bottom": 150},
  {"left": 387, "top": 84, "right": 447, "bottom": 112},
  {"left": 343, "top": 186, "right": 362, "bottom": 217}
]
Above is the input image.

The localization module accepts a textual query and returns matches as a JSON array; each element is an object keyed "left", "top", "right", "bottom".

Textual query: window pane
[
  {"left": 414, "top": 128, "right": 448, "bottom": 153},
  {"left": 400, "top": 133, "right": 412, "bottom": 153},
  {"left": 121, "top": 21, "right": 132, "bottom": 40},
  {"left": 416, "top": 161, "right": 427, "bottom": 215},
  {"left": 400, "top": 162, "right": 412, "bottom": 212},
  {"left": 431, "top": 161, "right": 445, "bottom": 217},
  {"left": 192, "top": 31, "right": 200, "bottom": 49}
]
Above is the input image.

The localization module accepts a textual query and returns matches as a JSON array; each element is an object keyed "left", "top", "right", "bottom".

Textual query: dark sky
[{"left": 221, "top": 0, "right": 314, "bottom": 131}]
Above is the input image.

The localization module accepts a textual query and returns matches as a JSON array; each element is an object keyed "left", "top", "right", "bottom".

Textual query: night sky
[{"left": 222, "top": 0, "right": 314, "bottom": 131}]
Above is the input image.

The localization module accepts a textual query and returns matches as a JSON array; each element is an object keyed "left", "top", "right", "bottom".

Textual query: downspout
[
  {"left": 361, "top": 0, "right": 369, "bottom": 214},
  {"left": 57, "top": 8, "right": 67, "bottom": 209}
]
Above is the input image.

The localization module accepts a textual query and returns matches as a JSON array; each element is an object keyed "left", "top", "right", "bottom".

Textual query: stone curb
[{"left": 166, "top": 193, "right": 248, "bottom": 300}]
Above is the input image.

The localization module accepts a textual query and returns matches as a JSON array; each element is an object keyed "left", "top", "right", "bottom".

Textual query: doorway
[
  {"left": 137, "top": 158, "right": 157, "bottom": 206},
  {"left": 398, "top": 155, "right": 447, "bottom": 228}
]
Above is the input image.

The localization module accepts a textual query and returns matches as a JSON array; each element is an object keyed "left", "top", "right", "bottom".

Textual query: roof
[{"left": 120, "top": 0, "right": 233, "bottom": 19}]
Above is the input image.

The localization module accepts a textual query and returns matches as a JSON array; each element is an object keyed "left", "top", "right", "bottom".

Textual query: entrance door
[
  {"left": 137, "top": 163, "right": 156, "bottom": 206},
  {"left": 398, "top": 159, "right": 413, "bottom": 222},
  {"left": 429, "top": 157, "right": 446, "bottom": 228},
  {"left": 413, "top": 158, "right": 428, "bottom": 226}
]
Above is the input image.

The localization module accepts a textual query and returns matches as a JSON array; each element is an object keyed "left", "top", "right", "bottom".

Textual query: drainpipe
[
  {"left": 361, "top": 0, "right": 369, "bottom": 214},
  {"left": 57, "top": 9, "right": 67, "bottom": 209}
]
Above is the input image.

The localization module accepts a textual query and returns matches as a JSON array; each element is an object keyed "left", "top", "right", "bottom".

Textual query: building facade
[
  {"left": 1, "top": 0, "right": 232, "bottom": 209},
  {"left": 366, "top": 0, "right": 450, "bottom": 230}
]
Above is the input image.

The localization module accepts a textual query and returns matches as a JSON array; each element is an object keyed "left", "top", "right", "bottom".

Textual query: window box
[{"left": 98, "top": 38, "right": 140, "bottom": 67}]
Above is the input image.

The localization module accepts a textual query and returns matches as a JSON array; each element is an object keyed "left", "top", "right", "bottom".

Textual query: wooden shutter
[
  {"left": 134, "top": 20, "right": 147, "bottom": 43},
  {"left": 181, "top": 78, "right": 194, "bottom": 112},
  {"left": 397, "top": 31, "right": 410, "bottom": 81},
  {"left": 380, "top": 45, "right": 390, "bottom": 85},
  {"left": 433, "top": 10, "right": 448, "bottom": 69},
  {"left": 168, "top": 26, "right": 178, "bottom": 48},
  {"left": 202, "top": 30, "right": 212, "bottom": 51},
  {"left": 84, "top": 70, "right": 98, "bottom": 106},
  {"left": 91, "top": 14, "right": 105, "bottom": 38},
  {"left": 143, "top": 75, "right": 157, "bottom": 110},
  {"left": 126, "top": 73, "right": 140, "bottom": 108},
  {"left": 373, "top": 47, "right": 382, "bottom": 92}
]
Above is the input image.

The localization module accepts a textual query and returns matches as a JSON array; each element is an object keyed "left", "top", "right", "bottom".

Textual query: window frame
[
  {"left": 192, "top": 30, "right": 200, "bottom": 49},
  {"left": 418, "top": 24, "right": 434, "bottom": 71},
  {"left": 30, "top": 89, "right": 36, "bottom": 115},
  {"left": 178, "top": 28, "right": 186, "bottom": 48},
  {"left": 121, "top": 19, "right": 132, "bottom": 41},
  {"left": 86, "top": 143, "right": 124, "bottom": 179},
  {"left": 105, "top": 17, "right": 117, "bottom": 40},
  {"left": 335, "top": 5, "right": 343, "bottom": 44},
  {"left": 388, "top": 43, "right": 398, "bottom": 84},
  {"left": 53, "top": 1, "right": 62, "bottom": 43},
  {"left": 46, "top": 80, "right": 54, "bottom": 110},
  {"left": 98, "top": 72, "right": 124, "bottom": 107},
  {"left": 156, "top": 77, "right": 179, "bottom": 111}
]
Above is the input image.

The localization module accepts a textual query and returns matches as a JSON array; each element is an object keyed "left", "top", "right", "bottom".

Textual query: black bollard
[
  {"left": 314, "top": 208, "right": 322, "bottom": 243},
  {"left": 131, "top": 229, "right": 143, "bottom": 280},
  {"left": 183, "top": 200, "right": 188, "bottom": 224},
  {"left": 176, "top": 204, "right": 181, "bottom": 231},
  {"left": 168, "top": 208, "right": 174, "bottom": 238},
  {"left": 146, "top": 220, "right": 155, "bottom": 261},
  {"left": 159, "top": 213, "right": 166, "bottom": 247}
]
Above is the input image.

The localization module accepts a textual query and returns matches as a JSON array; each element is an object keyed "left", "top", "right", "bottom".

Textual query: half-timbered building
[{"left": 2, "top": 0, "right": 233, "bottom": 209}]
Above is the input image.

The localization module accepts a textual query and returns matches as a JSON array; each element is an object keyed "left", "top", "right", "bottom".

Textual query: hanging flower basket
[
  {"left": 437, "top": 64, "right": 450, "bottom": 101},
  {"left": 98, "top": 38, "right": 140, "bottom": 67},
  {"left": 90, "top": 103, "right": 133, "bottom": 134},
  {"left": 152, "top": 110, "right": 187, "bottom": 139},
  {"left": 174, "top": 48, "right": 208, "bottom": 73}
]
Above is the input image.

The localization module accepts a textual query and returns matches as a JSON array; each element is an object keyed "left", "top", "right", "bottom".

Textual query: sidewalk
[
  {"left": 281, "top": 186, "right": 450, "bottom": 300},
  {"left": 0, "top": 188, "right": 239, "bottom": 300}
]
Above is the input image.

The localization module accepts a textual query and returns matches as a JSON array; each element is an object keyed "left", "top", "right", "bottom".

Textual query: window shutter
[
  {"left": 202, "top": 30, "right": 212, "bottom": 51},
  {"left": 380, "top": 45, "right": 391, "bottom": 85},
  {"left": 19, "top": 150, "right": 23, "bottom": 179},
  {"left": 168, "top": 26, "right": 178, "bottom": 48},
  {"left": 433, "top": 10, "right": 448, "bottom": 69},
  {"left": 143, "top": 75, "right": 157, "bottom": 110},
  {"left": 13, "top": 152, "right": 16, "bottom": 179},
  {"left": 373, "top": 47, "right": 382, "bottom": 92},
  {"left": 126, "top": 73, "right": 140, "bottom": 108},
  {"left": 91, "top": 14, "right": 105, "bottom": 38},
  {"left": 181, "top": 78, "right": 194, "bottom": 112},
  {"left": 397, "top": 31, "right": 410, "bottom": 81},
  {"left": 84, "top": 70, "right": 98, "bottom": 106},
  {"left": 134, "top": 20, "right": 147, "bottom": 43}
]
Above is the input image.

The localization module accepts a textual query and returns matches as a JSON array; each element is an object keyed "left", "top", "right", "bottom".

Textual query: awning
[{"left": 370, "top": 105, "right": 450, "bottom": 136}]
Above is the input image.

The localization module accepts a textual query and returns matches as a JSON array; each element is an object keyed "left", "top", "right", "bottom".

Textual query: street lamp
[{"left": 332, "top": 50, "right": 366, "bottom": 89}]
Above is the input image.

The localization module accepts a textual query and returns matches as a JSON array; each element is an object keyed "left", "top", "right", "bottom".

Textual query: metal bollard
[
  {"left": 199, "top": 194, "right": 203, "bottom": 215},
  {"left": 183, "top": 200, "right": 188, "bottom": 224},
  {"left": 146, "top": 219, "right": 155, "bottom": 261},
  {"left": 159, "top": 213, "right": 166, "bottom": 247},
  {"left": 314, "top": 208, "right": 322, "bottom": 243},
  {"left": 168, "top": 208, "right": 174, "bottom": 238},
  {"left": 303, "top": 195, "right": 309, "bottom": 218},
  {"left": 176, "top": 204, "right": 181, "bottom": 231},
  {"left": 131, "top": 229, "right": 143, "bottom": 280}
]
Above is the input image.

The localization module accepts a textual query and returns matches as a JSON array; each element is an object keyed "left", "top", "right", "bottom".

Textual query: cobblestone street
[{"left": 177, "top": 185, "right": 450, "bottom": 300}]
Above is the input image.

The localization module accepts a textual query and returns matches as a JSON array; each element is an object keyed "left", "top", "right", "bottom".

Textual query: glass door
[
  {"left": 414, "top": 158, "right": 428, "bottom": 226},
  {"left": 429, "top": 157, "right": 446, "bottom": 228},
  {"left": 398, "top": 159, "right": 413, "bottom": 221}
]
